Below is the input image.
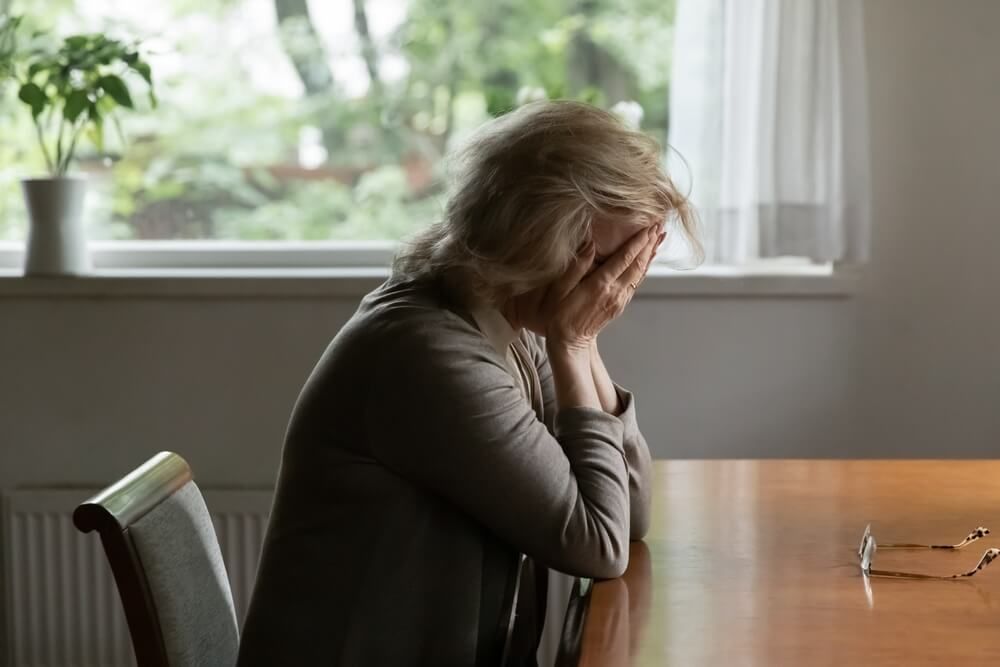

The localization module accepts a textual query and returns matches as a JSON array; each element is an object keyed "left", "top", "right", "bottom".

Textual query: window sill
[{"left": 0, "top": 266, "right": 858, "bottom": 299}]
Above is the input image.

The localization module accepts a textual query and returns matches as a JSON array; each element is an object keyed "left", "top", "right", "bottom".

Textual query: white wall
[
  {"left": 0, "top": 291, "right": 855, "bottom": 490},
  {"left": 855, "top": 0, "right": 1000, "bottom": 456}
]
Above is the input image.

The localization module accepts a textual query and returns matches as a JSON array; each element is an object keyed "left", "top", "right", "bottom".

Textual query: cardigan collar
[{"left": 469, "top": 307, "right": 519, "bottom": 357}]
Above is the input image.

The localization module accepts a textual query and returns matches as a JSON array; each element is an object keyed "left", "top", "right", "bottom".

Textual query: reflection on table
[{"left": 568, "top": 460, "right": 1000, "bottom": 666}]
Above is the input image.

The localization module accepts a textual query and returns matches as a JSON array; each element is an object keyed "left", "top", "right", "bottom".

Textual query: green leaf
[
  {"left": 76, "top": 54, "right": 98, "bottom": 70},
  {"left": 96, "top": 92, "right": 117, "bottom": 114},
  {"left": 27, "top": 61, "right": 47, "bottom": 79},
  {"left": 95, "top": 42, "right": 121, "bottom": 65},
  {"left": 64, "top": 89, "right": 89, "bottom": 122},
  {"left": 17, "top": 82, "right": 47, "bottom": 118},
  {"left": 97, "top": 74, "right": 133, "bottom": 108},
  {"left": 133, "top": 60, "right": 152, "bottom": 85},
  {"left": 87, "top": 100, "right": 102, "bottom": 125},
  {"left": 576, "top": 85, "right": 605, "bottom": 107},
  {"left": 484, "top": 87, "right": 516, "bottom": 117},
  {"left": 64, "top": 35, "right": 90, "bottom": 50}
]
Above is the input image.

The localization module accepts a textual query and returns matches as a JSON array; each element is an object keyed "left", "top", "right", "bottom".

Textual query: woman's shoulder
[{"left": 358, "top": 275, "right": 487, "bottom": 357}]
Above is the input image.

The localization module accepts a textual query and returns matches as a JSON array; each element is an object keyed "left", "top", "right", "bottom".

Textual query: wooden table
[{"left": 571, "top": 460, "right": 1000, "bottom": 666}]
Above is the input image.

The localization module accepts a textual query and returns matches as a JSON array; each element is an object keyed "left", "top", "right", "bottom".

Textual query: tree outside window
[{"left": 0, "top": 0, "right": 677, "bottom": 243}]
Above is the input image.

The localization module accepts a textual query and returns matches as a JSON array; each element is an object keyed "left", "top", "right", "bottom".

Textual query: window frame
[
  {"left": 0, "top": 239, "right": 840, "bottom": 273},
  {"left": 0, "top": 239, "right": 855, "bottom": 301},
  {"left": 0, "top": 240, "right": 397, "bottom": 271}
]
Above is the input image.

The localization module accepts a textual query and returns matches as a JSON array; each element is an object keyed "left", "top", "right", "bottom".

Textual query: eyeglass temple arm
[
  {"left": 878, "top": 527, "right": 990, "bottom": 550},
  {"left": 866, "top": 548, "right": 1000, "bottom": 579}
]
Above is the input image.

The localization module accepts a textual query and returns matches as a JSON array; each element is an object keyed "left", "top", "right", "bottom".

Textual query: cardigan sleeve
[
  {"left": 366, "top": 314, "right": 631, "bottom": 579},
  {"left": 526, "top": 332, "right": 653, "bottom": 541}
]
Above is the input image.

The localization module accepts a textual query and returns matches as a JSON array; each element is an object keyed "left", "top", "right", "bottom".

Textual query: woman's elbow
[
  {"left": 590, "top": 548, "right": 629, "bottom": 579},
  {"left": 563, "top": 532, "right": 630, "bottom": 579},
  {"left": 629, "top": 485, "right": 653, "bottom": 540},
  {"left": 630, "top": 511, "right": 650, "bottom": 541}
]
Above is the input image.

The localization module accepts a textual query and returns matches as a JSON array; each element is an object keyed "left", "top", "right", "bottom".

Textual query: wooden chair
[
  {"left": 554, "top": 577, "right": 592, "bottom": 667},
  {"left": 73, "top": 451, "right": 240, "bottom": 667}
]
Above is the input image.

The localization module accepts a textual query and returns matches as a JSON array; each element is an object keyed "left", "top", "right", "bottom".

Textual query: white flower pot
[{"left": 21, "top": 176, "right": 91, "bottom": 277}]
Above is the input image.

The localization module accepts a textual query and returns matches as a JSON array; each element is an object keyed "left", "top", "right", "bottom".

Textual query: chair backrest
[{"left": 73, "top": 451, "right": 240, "bottom": 667}]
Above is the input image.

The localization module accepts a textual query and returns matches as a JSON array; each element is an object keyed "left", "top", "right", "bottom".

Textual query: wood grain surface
[{"left": 576, "top": 460, "right": 1000, "bottom": 666}]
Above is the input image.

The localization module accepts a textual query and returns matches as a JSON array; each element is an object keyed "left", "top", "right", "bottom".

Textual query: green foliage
[
  {"left": 212, "top": 166, "right": 443, "bottom": 241},
  {"left": 7, "top": 23, "right": 155, "bottom": 176},
  {"left": 0, "top": 0, "right": 676, "bottom": 242},
  {"left": 0, "top": 13, "right": 21, "bottom": 78}
]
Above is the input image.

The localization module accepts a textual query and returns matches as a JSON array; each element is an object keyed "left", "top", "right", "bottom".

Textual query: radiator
[{"left": 3, "top": 489, "right": 272, "bottom": 667}]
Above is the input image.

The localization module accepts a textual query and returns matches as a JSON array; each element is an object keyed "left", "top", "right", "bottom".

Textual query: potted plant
[{"left": 1, "top": 14, "right": 155, "bottom": 276}]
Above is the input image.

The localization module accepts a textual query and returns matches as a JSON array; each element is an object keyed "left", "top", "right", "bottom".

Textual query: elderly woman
[{"left": 237, "top": 100, "right": 698, "bottom": 666}]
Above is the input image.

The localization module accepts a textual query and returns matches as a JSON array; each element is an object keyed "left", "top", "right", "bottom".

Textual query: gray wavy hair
[{"left": 392, "top": 100, "right": 701, "bottom": 307}]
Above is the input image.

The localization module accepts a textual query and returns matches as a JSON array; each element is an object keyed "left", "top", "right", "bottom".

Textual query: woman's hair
[{"left": 393, "top": 99, "right": 702, "bottom": 307}]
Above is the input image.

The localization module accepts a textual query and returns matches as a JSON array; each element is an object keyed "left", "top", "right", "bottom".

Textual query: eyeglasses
[{"left": 858, "top": 524, "right": 1000, "bottom": 579}]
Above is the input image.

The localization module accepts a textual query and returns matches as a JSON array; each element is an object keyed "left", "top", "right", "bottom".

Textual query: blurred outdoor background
[{"left": 0, "top": 0, "right": 676, "bottom": 243}]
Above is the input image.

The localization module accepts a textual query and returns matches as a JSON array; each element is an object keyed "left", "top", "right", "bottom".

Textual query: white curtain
[{"left": 667, "top": 0, "right": 870, "bottom": 264}]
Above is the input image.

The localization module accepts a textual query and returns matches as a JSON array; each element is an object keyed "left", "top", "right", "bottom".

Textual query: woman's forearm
[
  {"left": 546, "top": 340, "right": 602, "bottom": 411},
  {"left": 592, "top": 346, "right": 653, "bottom": 538},
  {"left": 590, "top": 341, "right": 624, "bottom": 416}
]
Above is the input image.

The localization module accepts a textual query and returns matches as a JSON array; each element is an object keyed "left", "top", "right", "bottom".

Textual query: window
[{"left": 0, "top": 0, "right": 678, "bottom": 247}]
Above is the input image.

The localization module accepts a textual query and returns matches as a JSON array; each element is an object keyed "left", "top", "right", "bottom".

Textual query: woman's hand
[{"left": 545, "top": 226, "right": 661, "bottom": 352}]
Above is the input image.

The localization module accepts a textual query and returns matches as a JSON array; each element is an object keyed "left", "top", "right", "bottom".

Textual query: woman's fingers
[
  {"left": 618, "top": 230, "right": 658, "bottom": 291},
  {"left": 633, "top": 231, "right": 665, "bottom": 289},
  {"left": 553, "top": 239, "right": 595, "bottom": 300},
  {"left": 595, "top": 226, "right": 657, "bottom": 283},
  {"left": 545, "top": 227, "right": 659, "bottom": 347}
]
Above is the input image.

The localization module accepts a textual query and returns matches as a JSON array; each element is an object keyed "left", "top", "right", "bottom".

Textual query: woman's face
[
  {"left": 508, "top": 217, "right": 659, "bottom": 335},
  {"left": 590, "top": 218, "right": 651, "bottom": 271}
]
